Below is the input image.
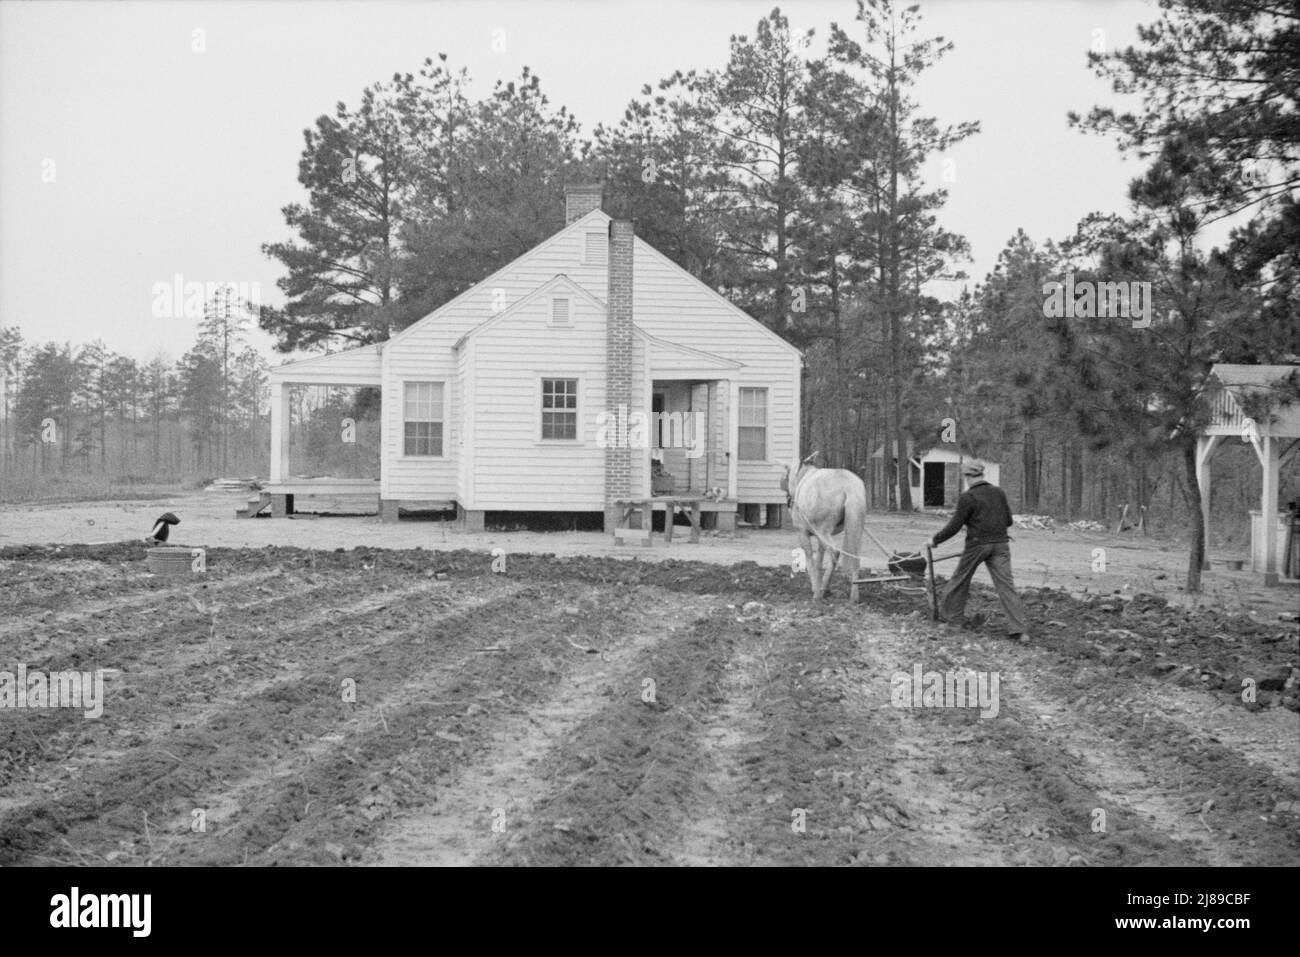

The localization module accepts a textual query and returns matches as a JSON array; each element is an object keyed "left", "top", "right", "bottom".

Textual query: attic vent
[
  {"left": 585, "top": 232, "right": 607, "bottom": 264},
  {"left": 551, "top": 297, "right": 571, "bottom": 326}
]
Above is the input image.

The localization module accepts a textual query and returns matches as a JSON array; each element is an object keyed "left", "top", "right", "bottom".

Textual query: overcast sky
[{"left": 0, "top": 0, "right": 1155, "bottom": 364}]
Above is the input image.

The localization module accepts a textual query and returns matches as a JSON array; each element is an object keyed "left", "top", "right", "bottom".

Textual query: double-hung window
[
  {"left": 738, "top": 387, "right": 767, "bottom": 461},
  {"left": 403, "top": 382, "right": 444, "bottom": 456},
  {"left": 541, "top": 378, "right": 578, "bottom": 440}
]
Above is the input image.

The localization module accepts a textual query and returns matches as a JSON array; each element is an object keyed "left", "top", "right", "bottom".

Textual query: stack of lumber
[{"left": 205, "top": 477, "right": 263, "bottom": 492}]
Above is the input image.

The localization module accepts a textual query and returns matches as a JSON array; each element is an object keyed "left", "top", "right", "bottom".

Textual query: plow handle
[{"left": 925, "top": 544, "right": 939, "bottom": 622}]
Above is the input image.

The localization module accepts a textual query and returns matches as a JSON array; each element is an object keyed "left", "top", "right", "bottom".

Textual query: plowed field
[{"left": 1, "top": 543, "right": 1296, "bottom": 866}]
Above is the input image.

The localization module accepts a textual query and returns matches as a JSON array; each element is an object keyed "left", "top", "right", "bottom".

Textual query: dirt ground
[
  {"left": 0, "top": 526, "right": 1296, "bottom": 866},
  {"left": 2, "top": 489, "right": 1296, "bottom": 619}
]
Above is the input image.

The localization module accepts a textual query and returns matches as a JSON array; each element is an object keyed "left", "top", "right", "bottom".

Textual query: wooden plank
[{"left": 263, "top": 480, "right": 380, "bottom": 496}]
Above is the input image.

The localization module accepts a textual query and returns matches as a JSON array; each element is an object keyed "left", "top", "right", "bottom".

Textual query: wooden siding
[
  {"left": 383, "top": 217, "right": 613, "bottom": 503},
  {"left": 468, "top": 292, "right": 610, "bottom": 510},
  {"left": 381, "top": 340, "right": 458, "bottom": 499},
  {"left": 456, "top": 340, "right": 474, "bottom": 504},
  {"left": 367, "top": 208, "right": 798, "bottom": 506},
  {"left": 632, "top": 241, "right": 797, "bottom": 502}
]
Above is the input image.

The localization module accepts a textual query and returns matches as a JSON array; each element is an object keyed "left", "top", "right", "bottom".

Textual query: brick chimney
[
  {"left": 565, "top": 183, "right": 604, "bottom": 224},
  {"left": 604, "top": 219, "right": 635, "bottom": 530}
]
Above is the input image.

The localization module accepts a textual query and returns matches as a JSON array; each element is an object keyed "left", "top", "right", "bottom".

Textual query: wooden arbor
[{"left": 1198, "top": 364, "right": 1300, "bottom": 585}]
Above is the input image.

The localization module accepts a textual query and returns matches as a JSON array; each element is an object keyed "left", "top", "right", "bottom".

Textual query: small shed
[
  {"left": 872, "top": 441, "right": 1000, "bottom": 510},
  {"left": 1197, "top": 363, "right": 1300, "bottom": 585}
]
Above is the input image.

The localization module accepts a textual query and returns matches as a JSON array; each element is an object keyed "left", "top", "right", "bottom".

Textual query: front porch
[
  {"left": 647, "top": 378, "right": 733, "bottom": 497},
  {"left": 256, "top": 346, "right": 385, "bottom": 519},
  {"left": 609, "top": 375, "right": 741, "bottom": 539}
]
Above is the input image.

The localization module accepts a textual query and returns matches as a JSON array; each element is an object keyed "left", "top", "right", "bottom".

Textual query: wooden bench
[{"left": 612, "top": 496, "right": 703, "bottom": 546}]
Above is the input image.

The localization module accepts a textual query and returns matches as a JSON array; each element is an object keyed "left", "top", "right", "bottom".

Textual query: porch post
[
  {"left": 1260, "top": 432, "right": 1280, "bottom": 585},
  {"left": 1195, "top": 435, "right": 1222, "bottom": 571},
  {"left": 727, "top": 379, "right": 738, "bottom": 498},
  {"left": 713, "top": 381, "right": 723, "bottom": 492},
  {"left": 698, "top": 382, "right": 714, "bottom": 493},
  {"left": 270, "top": 380, "right": 290, "bottom": 483}
]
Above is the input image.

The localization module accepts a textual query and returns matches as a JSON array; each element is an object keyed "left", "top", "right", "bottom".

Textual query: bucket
[{"left": 146, "top": 546, "right": 199, "bottom": 576}]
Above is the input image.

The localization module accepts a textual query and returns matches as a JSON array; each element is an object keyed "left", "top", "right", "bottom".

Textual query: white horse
[{"left": 781, "top": 453, "right": 867, "bottom": 602}]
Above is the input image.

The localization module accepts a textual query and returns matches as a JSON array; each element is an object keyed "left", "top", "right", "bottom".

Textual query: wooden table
[{"left": 612, "top": 496, "right": 703, "bottom": 546}]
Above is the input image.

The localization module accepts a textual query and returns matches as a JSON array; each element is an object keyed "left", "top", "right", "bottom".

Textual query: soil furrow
[
  {"left": 0, "top": 579, "right": 537, "bottom": 863},
  {"left": 472, "top": 601, "right": 743, "bottom": 865},
  {"left": 368, "top": 586, "right": 718, "bottom": 865}
]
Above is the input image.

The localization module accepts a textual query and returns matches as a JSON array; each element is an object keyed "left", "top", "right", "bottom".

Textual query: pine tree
[{"left": 827, "top": 0, "right": 978, "bottom": 508}]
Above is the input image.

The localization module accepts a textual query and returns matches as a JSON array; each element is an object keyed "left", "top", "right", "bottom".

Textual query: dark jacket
[{"left": 932, "top": 480, "right": 1013, "bottom": 548}]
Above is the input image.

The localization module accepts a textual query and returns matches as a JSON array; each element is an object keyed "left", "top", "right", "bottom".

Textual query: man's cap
[{"left": 962, "top": 461, "right": 985, "bottom": 478}]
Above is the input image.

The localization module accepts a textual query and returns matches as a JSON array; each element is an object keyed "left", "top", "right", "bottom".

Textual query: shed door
[{"left": 923, "top": 462, "right": 946, "bottom": 507}]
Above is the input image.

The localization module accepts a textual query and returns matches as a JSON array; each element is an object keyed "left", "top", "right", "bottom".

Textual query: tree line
[{"left": 0, "top": 292, "right": 269, "bottom": 482}]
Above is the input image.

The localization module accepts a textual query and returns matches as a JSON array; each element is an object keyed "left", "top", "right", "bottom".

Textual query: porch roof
[
  {"left": 269, "top": 344, "right": 382, "bottom": 386},
  {"left": 1205, "top": 364, "right": 1300, "bottom": 437},
  {"left": 640, "top": 329, "right": 743, "bottom": 376}
]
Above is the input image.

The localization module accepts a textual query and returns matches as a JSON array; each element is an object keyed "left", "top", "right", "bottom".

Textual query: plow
[{"left": 850, "top": 525, "right": 963, "bottom": 620}]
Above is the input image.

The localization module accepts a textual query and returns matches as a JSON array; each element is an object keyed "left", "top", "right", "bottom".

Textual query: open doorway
[{"left": 923, "top": 461, "right": 946, "bottom": 507}]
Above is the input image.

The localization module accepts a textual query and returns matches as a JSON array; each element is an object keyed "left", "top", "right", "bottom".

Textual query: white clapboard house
[{"left": 253, "top": 184, "right": 802, "bottom": 532}]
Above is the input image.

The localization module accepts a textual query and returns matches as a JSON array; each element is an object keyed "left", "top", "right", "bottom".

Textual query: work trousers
[{"left": 938, "top": 542, "right": 1029, "bottom": 635}]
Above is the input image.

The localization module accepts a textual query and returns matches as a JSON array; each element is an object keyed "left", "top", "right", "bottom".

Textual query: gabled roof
[
  {"left": 636, "top": 329, "right": 743, "bottom": 370},
  {"left": 453, "top": 274, "right": 604, "bottom": 349},
  {"left": 388, "top": 207, "right": 801, "bottom": 359},
  {"left": 309, "top": 205, "right": 802, "bottom": 362},
  {"left": 450, "top": 274, "right": 745, "bottom": 372},
  {"left": 1209, "top": 363, "right": 1300, "bottom": 436},
  {"left": 391, "top": 209, "right": 612, "bottom": 347},
  {"left": 1211, "top": 363, "right": 1300, "bottom": 388},
  {"left": 632, "top": 236, "right": 803, "bottom": 359},
  {"left": 913, "top": 443, "right": 998, "bottom": 465},
  {"left": 870, "top": 441, "right": 998, "bottom": 465}
]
